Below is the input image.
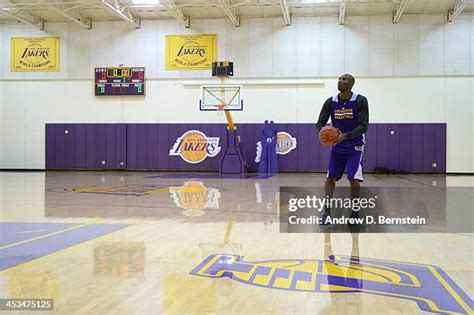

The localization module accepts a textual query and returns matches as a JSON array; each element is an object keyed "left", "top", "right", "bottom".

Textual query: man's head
[{"left": 337, "top": 73, "right": 355, "bottom": 93}]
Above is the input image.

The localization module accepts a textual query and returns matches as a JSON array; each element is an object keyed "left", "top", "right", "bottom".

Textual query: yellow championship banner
[
  {"left": 166, "top": 34, "right": 217, "bottom": 70},
  {"left": 11, "top": 37, "right": 60, "bottom": 72}
]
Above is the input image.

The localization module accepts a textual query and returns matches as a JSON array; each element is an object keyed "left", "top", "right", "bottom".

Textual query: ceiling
[{"left": 0, "top": 0, "right": 472, "bottom": 29}]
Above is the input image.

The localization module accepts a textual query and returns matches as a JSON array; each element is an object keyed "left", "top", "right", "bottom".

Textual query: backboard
[{"left": 200, "top": 85, "right": 243, "bottom": 111}]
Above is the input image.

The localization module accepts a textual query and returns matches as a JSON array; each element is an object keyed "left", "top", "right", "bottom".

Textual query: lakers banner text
[{"left": 11, "top": 37, "right": 60, "bottom": 72}]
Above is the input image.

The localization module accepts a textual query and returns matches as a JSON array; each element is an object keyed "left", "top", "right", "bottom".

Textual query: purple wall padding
[
  {"left": 46, "top": 124, "right": 127, "bottom": 170},
  {"left": 45, "top": 123, "right": 447, "bottom": 173}
]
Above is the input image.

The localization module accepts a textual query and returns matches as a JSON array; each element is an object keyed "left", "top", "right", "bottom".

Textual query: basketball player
[{"left": 316, "top": 74, "right": 369, "bottom": 224}]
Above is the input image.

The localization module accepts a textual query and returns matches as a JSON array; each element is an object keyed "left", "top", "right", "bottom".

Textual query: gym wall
[{"left": 0, "top": 14, "right": 473, "bottom": 172}]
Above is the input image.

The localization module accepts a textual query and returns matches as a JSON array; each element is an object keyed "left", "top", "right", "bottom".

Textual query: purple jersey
[{"left": 330, "top": 93, "right": 365, "bottom": 152}]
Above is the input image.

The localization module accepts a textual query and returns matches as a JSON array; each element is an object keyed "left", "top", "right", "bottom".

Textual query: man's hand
[{"left": 334, "top": 131, "right": 347, "bottom": 145}]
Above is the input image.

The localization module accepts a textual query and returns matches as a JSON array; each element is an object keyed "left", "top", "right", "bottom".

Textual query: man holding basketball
[{"left": 316, "top": 74, "right": 369, "bottom": 224}]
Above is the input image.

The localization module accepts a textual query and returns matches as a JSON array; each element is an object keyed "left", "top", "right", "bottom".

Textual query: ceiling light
[
  {"left": 300, "top": 0, "right": 337, "bottom": 4},
  {"left": 131, "top": 0, "right": 160, "bottom": 4}
]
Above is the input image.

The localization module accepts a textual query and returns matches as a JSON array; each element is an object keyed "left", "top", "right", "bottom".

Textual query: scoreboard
[
  {"left": 95, "top": 67, "right": 145, "bottom": 96},
  {"left": 212, "top": 61, "right": 233, "bottom": 77}
]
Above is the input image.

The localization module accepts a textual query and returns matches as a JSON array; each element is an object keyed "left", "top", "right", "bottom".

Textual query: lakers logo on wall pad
[
  {"left": 276, "top": 132, "right": 297, "bottom": 155},
  {"left": 169, "top": 130, "right": 221, "bottom": 163},
  {"left": 190, "top": 254, "right": 473, "bottom": 314}
]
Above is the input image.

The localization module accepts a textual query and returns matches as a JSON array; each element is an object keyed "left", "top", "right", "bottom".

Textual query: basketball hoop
[{"left": 199, "top": 61, "right": 244, "bottom": 174}]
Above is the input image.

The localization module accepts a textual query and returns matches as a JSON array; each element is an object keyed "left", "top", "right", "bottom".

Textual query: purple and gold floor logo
[
  {"left": 63, "top": 185, "right": 169, "bottom": 196},
  {"left": 169, "top": 130, "right": 221, "bottom": 164},
  {"left": 190, "top": 254, "right": 473, "bottom": 314}
]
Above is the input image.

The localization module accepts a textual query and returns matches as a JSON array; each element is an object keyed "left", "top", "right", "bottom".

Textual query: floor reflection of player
[
  {"left": 322, "top": 229, "right": 362, "bottom": 312},
  {"left": 255, "top": 180, "right": 279, "bottom": 227}
]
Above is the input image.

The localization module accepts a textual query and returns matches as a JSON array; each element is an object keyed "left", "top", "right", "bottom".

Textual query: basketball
[{"left": 319, "top": 126, "right": 340, "bottom": 146}]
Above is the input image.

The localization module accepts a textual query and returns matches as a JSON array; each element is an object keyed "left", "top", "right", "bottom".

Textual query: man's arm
[
  {"left": 316, "top": 98, "right": 332, "bottom": 131},
  {"left": 344, "top": 95, "right": 369, "bottom": 139}
]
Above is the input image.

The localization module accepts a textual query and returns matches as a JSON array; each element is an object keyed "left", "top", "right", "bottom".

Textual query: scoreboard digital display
[{"left": 95, "top": 67, "right": 145, "bottom": 96}]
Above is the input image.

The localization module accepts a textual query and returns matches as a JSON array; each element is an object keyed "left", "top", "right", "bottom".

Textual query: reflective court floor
[{"left": 0, "top": 171, "right": 473, "bottom": 314}]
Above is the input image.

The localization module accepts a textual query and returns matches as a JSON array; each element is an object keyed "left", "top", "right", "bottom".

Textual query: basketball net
[{"left": 216, "top": 103, "right": 226, "bottom": 117}]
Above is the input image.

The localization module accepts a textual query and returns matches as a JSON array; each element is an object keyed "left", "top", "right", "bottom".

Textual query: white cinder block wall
[{"left": 0, "top": 14, "right": 473, "bottom": 172}]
